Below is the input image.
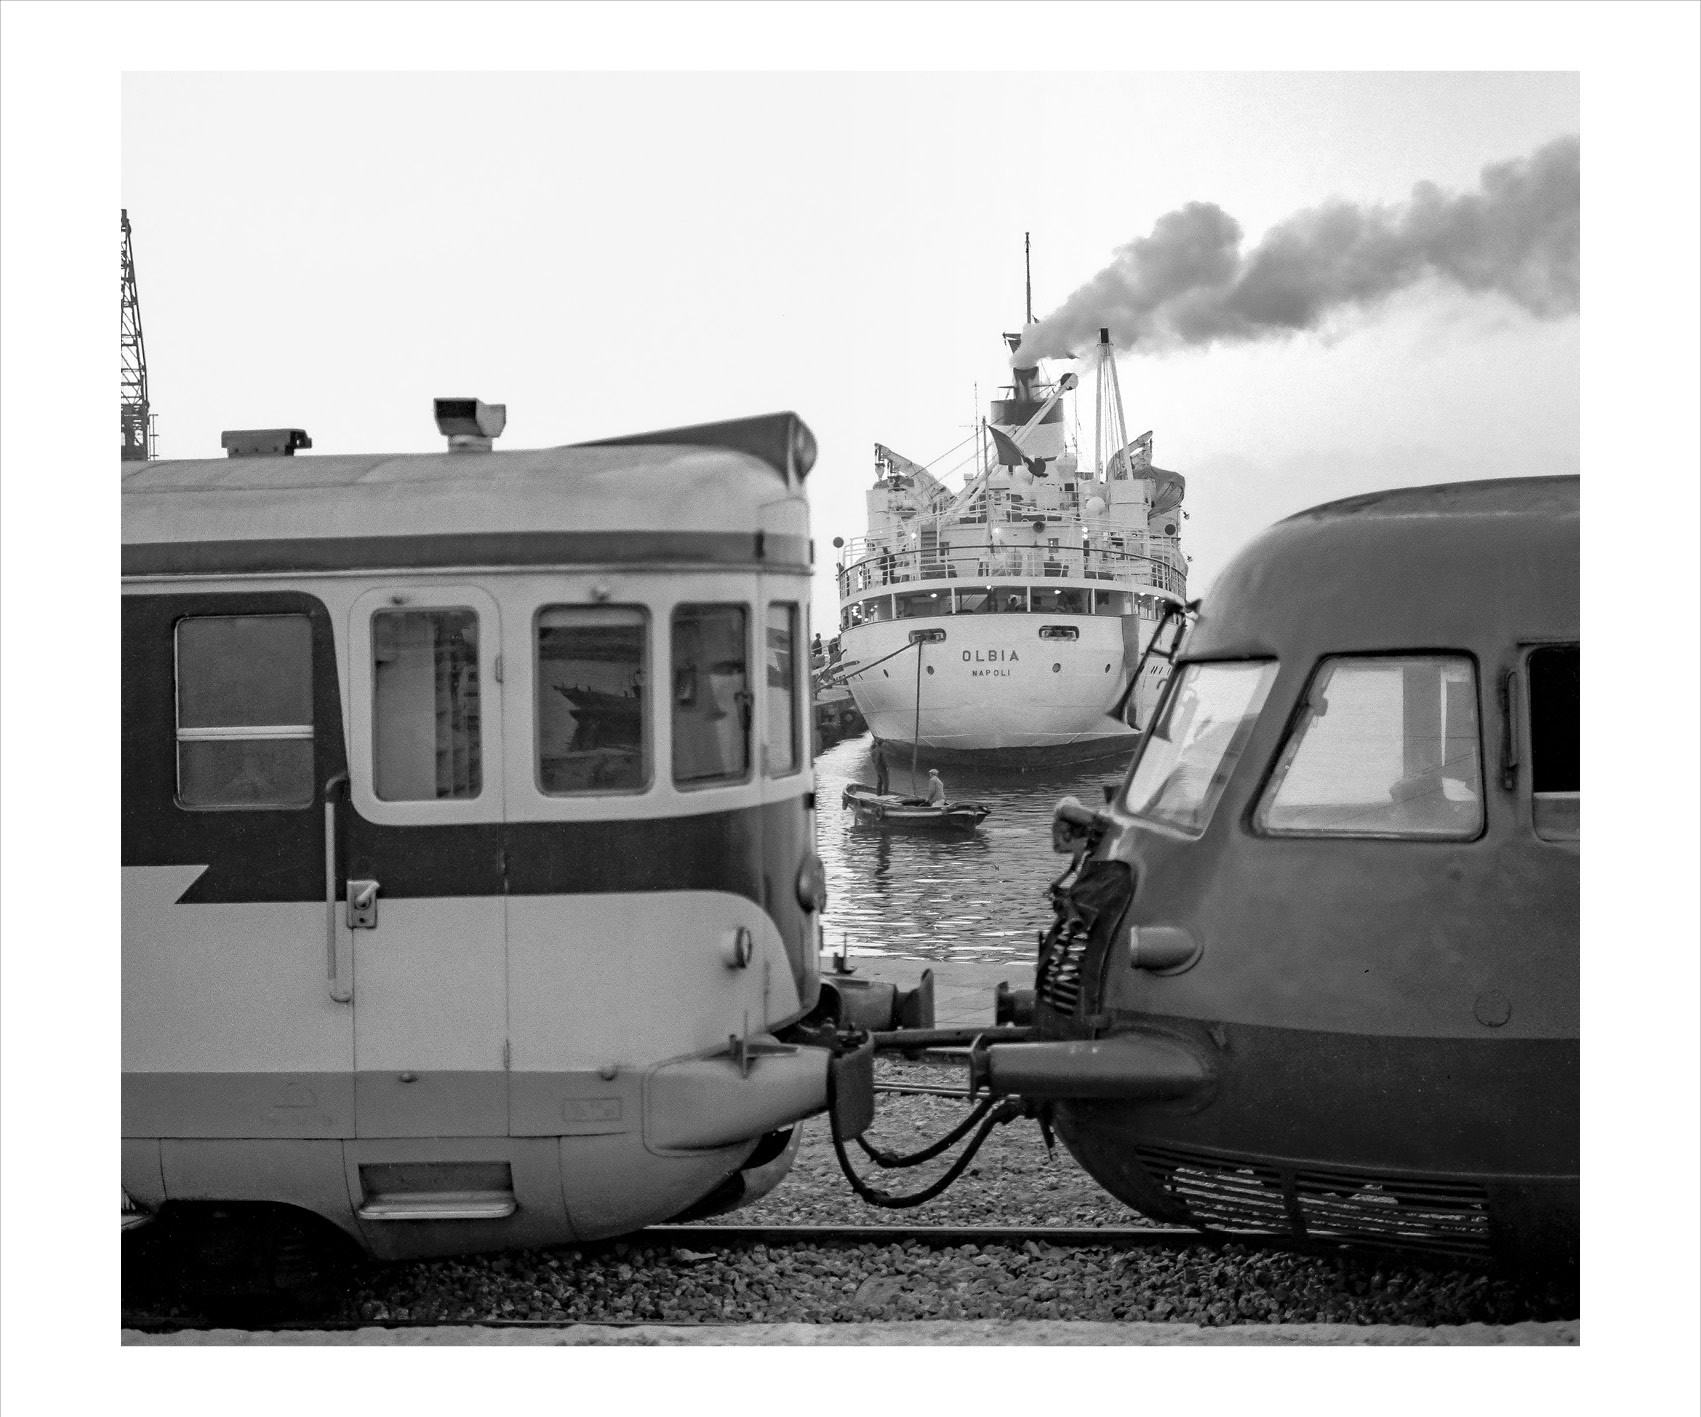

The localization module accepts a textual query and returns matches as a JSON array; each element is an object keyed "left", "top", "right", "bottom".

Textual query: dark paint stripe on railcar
[
  {"left": 1062, "top": 1017, "right": 1578, "bottom": 1177},
  {"left": 121, "top": 590, "right": 818, "bottom": 995},
  {"left": 122, "top": 530, "right": 812, "bottom": 578}
]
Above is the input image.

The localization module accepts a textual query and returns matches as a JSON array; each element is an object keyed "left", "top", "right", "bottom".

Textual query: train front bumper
[
  {"left": 644, "top": 1040, "right": 831, "bottom": 1151},
  {"left": 969, "top": 1025, "right": 1216, "bottom": 1102}
]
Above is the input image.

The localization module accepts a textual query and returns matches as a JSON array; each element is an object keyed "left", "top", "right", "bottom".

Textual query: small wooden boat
[{"left": 841, "top": 782, "right": 990, "bottom": 831}]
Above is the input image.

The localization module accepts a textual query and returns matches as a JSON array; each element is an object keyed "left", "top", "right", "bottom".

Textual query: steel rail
[
  {"left": 644, "top": 1222, "right": 1211, "bottom": 1248},
  {"left": 874, "top": 1082, "right": 974, "bottom": 1097}
]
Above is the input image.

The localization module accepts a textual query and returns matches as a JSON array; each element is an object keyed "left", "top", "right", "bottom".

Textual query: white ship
[{"left": 829, "top": 316, "right": 1188, "bottom": 765}]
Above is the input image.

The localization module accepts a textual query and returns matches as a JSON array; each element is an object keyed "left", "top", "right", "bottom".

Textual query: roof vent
[
  {"left": 434, "top": 398, "right": 507, "bottom": 452},
  {"left": 221, "top": 428, "right": 312, "bottom": 458}
]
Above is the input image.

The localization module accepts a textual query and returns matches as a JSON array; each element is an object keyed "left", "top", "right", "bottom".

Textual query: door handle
[
  {"left": 347, "top": 879, "right": 380, "bottom": 929},
  {"left": 324, "top": 774, "right": 352, "bottom": 1003}
]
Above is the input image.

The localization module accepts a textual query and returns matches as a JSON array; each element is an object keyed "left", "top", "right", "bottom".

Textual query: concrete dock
[{"left": 818, "top": 951, "right": 1025, "bottom": 1029}]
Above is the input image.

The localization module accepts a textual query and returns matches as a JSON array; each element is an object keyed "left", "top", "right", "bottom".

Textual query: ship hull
[
  {"left": 837, "top": 611, "right": 1165, "bottom": 762},
  {"left": 876, "top": 733, "right": 1138, "bottom": 769}
]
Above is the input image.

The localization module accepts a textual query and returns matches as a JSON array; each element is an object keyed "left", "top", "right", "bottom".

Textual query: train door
[
  {"left": 122, "top": 592, "right": 354, "bottom": 1142},
  {"left": 343, "top": 587, "right": 509, "bottom": 1137}
]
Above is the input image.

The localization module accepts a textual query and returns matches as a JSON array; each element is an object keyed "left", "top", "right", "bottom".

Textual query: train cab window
[
  {"left": 371, "top": 609, "right": 482, "bottom": 800},
  {"left": 536, "top": 606, "right": 648, "bottom": 794},
  {"left": 1124, "top": 660, "right": 1277, "bottom": 836},
  {"left": 673, "top": 604, "right": 750, "bottom": 786},
  {"left": 1093, "top": 590, "right": 1134, "bottom": 616},
  {"left": 765, "top": 603, "right": 800, "bottom": 777},
  {"left": 1528, "top": 644, "right": 1579, "bottom": 842},
  {"left": 1255, "top": 655, "right": 1482, "bottom": 839},
  {"left": 1032, "top": 588, "right": 1088, "bottom": 614},
  {"left": 175, "top": 614, "right": 314, "bottom": 809}
]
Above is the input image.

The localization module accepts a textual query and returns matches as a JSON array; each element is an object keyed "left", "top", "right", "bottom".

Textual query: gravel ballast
[
  {"left": 710, "top": 1058, "right": 1136, "bottom": 1227},
  {"left": 122, "top": 1058, "right": 1578, "bottom": 1331}
]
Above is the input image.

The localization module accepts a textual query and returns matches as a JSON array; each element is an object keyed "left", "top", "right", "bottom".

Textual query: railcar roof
[
  {"left": 122, "top": 442, "right": 811, "bottom": 575},
  {"left": 1187, "top": 475, "right": 1579, "bottom": 658},
  {"left": 124, "top": 443, "right": 791, "bottom": 533}
]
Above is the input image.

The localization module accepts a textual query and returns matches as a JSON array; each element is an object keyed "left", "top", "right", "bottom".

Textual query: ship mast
[
  {"left": 1025, "top": 231, "right": 1032, "bottom": 324},
  {"left": 1093, "top": 327, "right": 1134, "bottom": 480}
]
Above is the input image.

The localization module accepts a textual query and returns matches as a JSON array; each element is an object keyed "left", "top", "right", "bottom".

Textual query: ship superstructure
[{"left": 830, "top": 323, "right": 1188, "bottom": 763}]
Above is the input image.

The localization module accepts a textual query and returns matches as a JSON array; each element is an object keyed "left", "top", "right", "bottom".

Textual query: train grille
[
  {"left": 1131, "top": 1140, "right": 1493, "bottom": 1260},
  {"left": 1035, "top": 930, "right": 1085, "bottom": 1016},
  {"left": 1035, "top": 860, "right": 1133, "bottom": 1020}
]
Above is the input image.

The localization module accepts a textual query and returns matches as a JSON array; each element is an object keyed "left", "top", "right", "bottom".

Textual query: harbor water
[{"left": 813, "top": 732, "right": 1136, "bottom": 966}]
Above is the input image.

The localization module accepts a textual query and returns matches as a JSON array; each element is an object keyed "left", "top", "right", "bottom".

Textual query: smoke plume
[{"left": 1013, "top": 135, "right": 1578, "bottom": 364}]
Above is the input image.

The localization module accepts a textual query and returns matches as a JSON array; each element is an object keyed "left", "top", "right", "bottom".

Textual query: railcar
[
  {"left": 122, "top": 404, "right": 843, "bottom": 1277},
  {"left": 977, "top": 477, "right": 1579, "bottom": 1269}
]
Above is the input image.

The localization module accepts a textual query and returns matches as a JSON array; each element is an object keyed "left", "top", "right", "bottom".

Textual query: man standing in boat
[
  {"left": 926, "top": 768, "right": 947, "bottom": 805},
  {"left": 873, "top": 742, "right": 890, "bottom": 796}
]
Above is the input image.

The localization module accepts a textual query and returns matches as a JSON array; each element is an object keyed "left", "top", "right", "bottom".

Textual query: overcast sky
[{"left": 123, "top": 71, "right": 1578, "bottom": 608}]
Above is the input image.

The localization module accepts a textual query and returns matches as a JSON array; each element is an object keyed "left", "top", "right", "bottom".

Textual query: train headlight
[
  {"left": 720, "top": 926, "right": 754, "bottom": 970},
  {"left": 796, "top": 853, "right": 827, "bottom": 913}
]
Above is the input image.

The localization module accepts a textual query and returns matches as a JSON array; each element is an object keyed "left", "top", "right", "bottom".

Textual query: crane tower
[{"left": 121, "top": 209, "right": 156, "bottom": 461}]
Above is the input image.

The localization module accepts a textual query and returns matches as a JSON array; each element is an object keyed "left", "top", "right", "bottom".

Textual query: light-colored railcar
[{"left": 122, "top": 406, "right": 834, "bottom": 1268}]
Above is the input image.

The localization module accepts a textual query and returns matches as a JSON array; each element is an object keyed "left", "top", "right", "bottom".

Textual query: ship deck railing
[{"left": 836, "top": 542, "right": 1186, "bottom": 600}]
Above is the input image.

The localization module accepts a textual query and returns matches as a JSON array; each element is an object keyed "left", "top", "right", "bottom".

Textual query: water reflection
[{"left": 813, "top": 733, "right": 1136, "bottom": 964}]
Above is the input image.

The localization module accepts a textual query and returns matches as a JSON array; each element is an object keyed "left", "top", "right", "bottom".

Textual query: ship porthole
[
  {"left": 1052, "top": 663, "right": 1061, "bottom": 673},
  {"left": 926, "top": 666, "right": 934, "bottom": 674},
  {"left": 1104, "top": 663, "right": 1111, "bottom": 672}
]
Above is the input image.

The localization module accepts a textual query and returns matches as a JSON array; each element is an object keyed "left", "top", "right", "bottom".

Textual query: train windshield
[
  {"left": 1255, "top": 655, "right": 1482, "bottom": 839},
  {"left": 672, "top": 604, "right": 751, "bottom": 785},
  {"left": 1124, "top": 660, "right": 1277, "bottom": 835}
]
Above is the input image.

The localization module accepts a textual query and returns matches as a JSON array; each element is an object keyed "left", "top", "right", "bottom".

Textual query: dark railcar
[{"left": 983, "top": 477, "right": 1578, "bottom": 1268}]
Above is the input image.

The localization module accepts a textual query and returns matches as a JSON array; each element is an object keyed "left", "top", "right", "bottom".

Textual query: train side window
[
  {"left": 175, "top": 614, "right": 314, "bottom": 809},
  {"left": 1255, "top": 655, "right": 1482, "bottom": 839},
  {"left": 672, "top": 604, "right": 751, "bottom": 786},
  {"left": 765, "top": 602, "right": 800, "bottom": 777},
  {"left": 1528, "top": 644, "right": 1579, "bottom": 842},
  {"left": 372, "top": 608, "right": 482, "bottom": 800},
  {"left": 1124, "top": 659, "right": 1277, "bottom": 836},
  {"left": 535, "top": 606, "right": 648, "bottom": 795}
]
